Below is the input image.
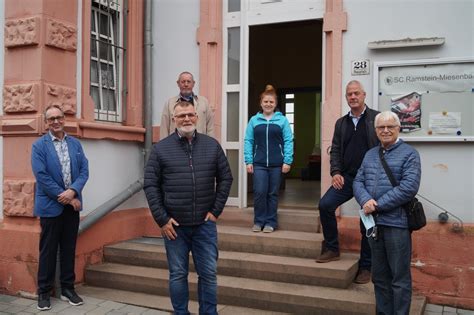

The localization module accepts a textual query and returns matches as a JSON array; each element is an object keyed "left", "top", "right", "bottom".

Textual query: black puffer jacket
[
  {"left": 144, "top": 131, "right": 233, "bottom": 227},
  {"left": 330, "top": 106, "right": 379, "bottom": 176}
]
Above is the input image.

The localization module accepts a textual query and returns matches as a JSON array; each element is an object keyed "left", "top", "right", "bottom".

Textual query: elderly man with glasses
[
  {"left": 144, "top": 101, "right": 232, "bottom": 314},
  {"left": 354, "top": 111, "right": 421, "bottom": 315},
  {"left": 31, "top": 105, "right": 89, "bottom": 311}
]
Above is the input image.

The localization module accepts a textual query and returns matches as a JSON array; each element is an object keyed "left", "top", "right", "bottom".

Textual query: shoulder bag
[{"left": 378, "top": 148, "right": 426, "bottom": 231}]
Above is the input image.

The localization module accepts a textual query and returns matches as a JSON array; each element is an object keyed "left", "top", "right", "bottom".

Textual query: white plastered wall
[
  {"left": 152, "top": 0, "right": 201, "bottom": 126},
  {"left": 0, "top": 1, "right": 5, "bottom": 219},
  {"left": 340, "top": 0, "right": 474, "bottom": 223},
  {"left": 74, "top": 2, "right": 147, "bottom": 217},
  {"left": 80, "top": 140, "right": 147, "bottom": 216}
]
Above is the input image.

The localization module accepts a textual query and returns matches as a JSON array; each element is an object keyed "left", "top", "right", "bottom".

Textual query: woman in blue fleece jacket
[{"left": 244, "top": 85, "right": 294, "bottom": 233}]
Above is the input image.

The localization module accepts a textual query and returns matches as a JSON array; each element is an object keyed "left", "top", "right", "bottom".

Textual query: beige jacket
[{"left": 160, "top": 95, "right": 215, "bottom": 140}]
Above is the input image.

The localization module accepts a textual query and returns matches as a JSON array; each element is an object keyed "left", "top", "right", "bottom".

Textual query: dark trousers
[
  {"left": 369, "top": 226, "right": 412, "bottom": 315},
  {"left": 38, "top": 205, "right": 80, "bottom": 294},
  {"left": 318, "top": 174, "right": 371, "bottom": 270}
]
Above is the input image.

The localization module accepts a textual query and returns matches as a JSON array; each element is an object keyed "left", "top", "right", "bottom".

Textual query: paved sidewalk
[
  {"left": 0, "top": 293, "right": 472, "bottom": 314},
  {"left": 0, "top": 294, "right": 169, "bottom": 315}
]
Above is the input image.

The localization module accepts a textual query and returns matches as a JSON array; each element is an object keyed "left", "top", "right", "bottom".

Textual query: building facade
[{"left": 0, "top": 0, "right": 473, "bottom": 309}]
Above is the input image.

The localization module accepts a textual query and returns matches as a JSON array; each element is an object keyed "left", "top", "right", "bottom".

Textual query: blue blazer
[{"left": 31, "top": 133, "right": 89, "bottom": 217}]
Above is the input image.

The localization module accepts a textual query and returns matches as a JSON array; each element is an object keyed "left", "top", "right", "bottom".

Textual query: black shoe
[
  {"left": 37, "top": 293, "right": 51, "bottom": 311},
  {"left": 60, "top": 288, "right": 84, "bottom": 306}
]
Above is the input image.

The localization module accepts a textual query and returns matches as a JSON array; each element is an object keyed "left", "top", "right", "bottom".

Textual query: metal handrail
[
  {"left": 78, "top": 179, "right": 144, "bottom": 235},
  {"left": 416, "top": 193, "right": 464, "bottom": 232}
]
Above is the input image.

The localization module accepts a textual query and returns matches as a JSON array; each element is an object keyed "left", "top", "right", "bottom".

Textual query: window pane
[
  {"left": 228, "top": 0, "right": 240, "bottom": 12},
  {"left": 285, "top": 94, "right": 294, "bottom": 99},
  {"left": 227, "top": 27, "right": 240, "bottom": 84},
  {"left": 226, "top": 92, "right": 240, "bottom": 142},
  {"left": 286, "top": 113, "right": 294, "bottom": 123},
  {"left": 100, "top": 63, "right": 115, "bottom": 87},
  {"left": 91, "top": 12, "right": 96, "bottom": 32},
  {"left": 91, "top": 61, "right": 99, "bottom": 83},
  {"left": 103, "top": 89, "right": 117, "bottom": 111},
  {"left": 226, "top": 150, "right": 239, "bottom": 198},
  {"left": 286, "top": 103, "right": 294, "bottom": 113},
  {"left": 91, "top": 86, "right": 100, "bottom": 110},
  {"left": 99, "top": 40, "right": 112, "bottom": 60},
  {"left": 91, "top": 38, "right": 98, "bottom": 57},
  {"left": 99, "top": 13, "right": 110, "bottom": 37}
]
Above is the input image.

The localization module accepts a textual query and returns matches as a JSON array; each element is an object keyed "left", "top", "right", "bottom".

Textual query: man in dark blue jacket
[
  {"left": 354, "top": 111, "right": 421, "bottom": 315},
  {"left": 317, "top": 80, "right": 378, "bottom": 285},
  {"left": 144, "top": 101, "right": 232, "bottom": 315},
  {"left": 31, "top": 105, "right": 89, "bottom": 311}
]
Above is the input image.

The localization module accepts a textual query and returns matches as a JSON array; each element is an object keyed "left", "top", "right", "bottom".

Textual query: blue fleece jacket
[{"left": 244, "top": 112, "right": 293, "bottom": 167}]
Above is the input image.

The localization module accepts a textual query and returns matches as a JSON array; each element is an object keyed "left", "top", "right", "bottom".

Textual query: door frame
[{"left": 222, "top": 1, "right": 326, "bottom": 208}]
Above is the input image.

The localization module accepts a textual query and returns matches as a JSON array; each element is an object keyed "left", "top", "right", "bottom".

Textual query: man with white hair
[{"left": 353, "top": 111, "right": 421, "bottom": 314}]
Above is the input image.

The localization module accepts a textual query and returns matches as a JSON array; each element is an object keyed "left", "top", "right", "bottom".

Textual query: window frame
[{"left": 90, "top": 0, "right": 127, "bottom": 123}]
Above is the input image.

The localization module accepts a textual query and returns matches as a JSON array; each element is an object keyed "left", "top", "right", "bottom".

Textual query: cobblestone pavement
[{"left": 0, "top": 293, "right": 472, "bottom": 314}]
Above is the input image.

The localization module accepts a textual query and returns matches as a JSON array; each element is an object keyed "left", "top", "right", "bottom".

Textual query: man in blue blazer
[{"left": 31, "top": 105, "right": 89, "bottom": 311}]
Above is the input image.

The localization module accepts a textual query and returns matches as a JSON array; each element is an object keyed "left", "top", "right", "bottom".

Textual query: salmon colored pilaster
[
  {"left": 1, "top": 0, "right": 79, "bottom": 295},
  {"left": 125, "top": 0, "right": 144, "bottom": 128},
  {"left": 197, "top": 0, "right": 223, "bottom": 141},
  {"left": 321, "top": 0, "right": 347, "bottom": 192}
]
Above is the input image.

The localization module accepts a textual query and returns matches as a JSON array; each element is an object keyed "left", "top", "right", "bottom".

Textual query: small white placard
[{"left": 351, "top": 59, "right": 370, "bottom": 75}]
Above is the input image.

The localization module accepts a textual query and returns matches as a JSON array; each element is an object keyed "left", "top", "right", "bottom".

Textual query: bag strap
[{"left": 378, "top": 147, "right": 398, "bottom": 187}]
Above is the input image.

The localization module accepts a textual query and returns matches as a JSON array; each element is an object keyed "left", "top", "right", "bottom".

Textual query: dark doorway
[{"left": 247, "top": 19, "right": 323, "bottom": 209}]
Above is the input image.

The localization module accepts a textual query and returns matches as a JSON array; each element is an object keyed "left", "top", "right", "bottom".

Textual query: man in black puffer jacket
[{"left": 144, "top": 101, "right": 232, "bottom": 315}]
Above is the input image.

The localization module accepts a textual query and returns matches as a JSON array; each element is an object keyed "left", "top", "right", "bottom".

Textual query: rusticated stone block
[
  {"left": 3, "top": 179, "right": 35, "bottom": 217},
  {"left": 4, "top": 17, "right": 40, "bottom": 47},
  {"left": 45, "top": 84, "right": 76, "bottom": 114},
  {"left": 0, "top": 118, "right": 39, "bottom": 135},
  {"left": 3, "top": 84, "right": 39, "bottom": 113},
  {"left": 45, "top": 18, "right": 77, "bottom": 51}
]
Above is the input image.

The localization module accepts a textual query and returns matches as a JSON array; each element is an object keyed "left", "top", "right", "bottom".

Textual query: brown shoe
[
  {"left": 316, "top": 249, "right": 340, "bottom": 263},
  {"left": 354, "top": 269, "right": 371, "bottom": 284}
]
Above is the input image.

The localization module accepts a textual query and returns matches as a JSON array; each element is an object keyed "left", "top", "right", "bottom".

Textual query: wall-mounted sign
[{"left": 351, "top": 59, "right": 370, "bottom": 75}]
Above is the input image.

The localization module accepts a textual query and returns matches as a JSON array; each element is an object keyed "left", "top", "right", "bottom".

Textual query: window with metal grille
[{"left": 90, "top": 0, "right": 126, "bottom": 122}]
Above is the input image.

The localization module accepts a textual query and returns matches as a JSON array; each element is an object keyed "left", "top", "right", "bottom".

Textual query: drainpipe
[{"left": 144, "top": 0, "right": 153, "bottom": 162}]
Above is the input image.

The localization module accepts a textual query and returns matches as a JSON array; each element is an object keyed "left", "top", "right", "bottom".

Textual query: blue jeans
[
  {"left": 368, "top": 226, "right": 412, "bottom": 315},
  {"left": 253, "top": 165, "right": 282, "bottom": 228},
  {"left": 164, "top": 220, "right": 218, "bottom": 315},
  {"left": 318, "top": 174, "right": 371, "bottom": 270}
]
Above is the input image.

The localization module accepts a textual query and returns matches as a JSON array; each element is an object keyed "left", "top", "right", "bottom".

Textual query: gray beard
[{"left": 177, "top": 126, "right": 196, "bottom": 138}]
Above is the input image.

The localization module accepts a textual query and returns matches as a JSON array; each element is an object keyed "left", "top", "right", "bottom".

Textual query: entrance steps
[{"left": 81, "top": 207, "right": 426, "bottom": 314}]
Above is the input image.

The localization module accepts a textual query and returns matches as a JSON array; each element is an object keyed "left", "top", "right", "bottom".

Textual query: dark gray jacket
[
  {"left": 144, "top": 131, "right": 233, "bottom": 227},
  {"left": 330, "top": 106, "right": 379, "bottom": 176}
]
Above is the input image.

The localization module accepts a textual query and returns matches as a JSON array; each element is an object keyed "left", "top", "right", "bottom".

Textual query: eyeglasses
[
  {"left": 376, "top": 125, "right": 398, "bottom": 131},
  {"left": 46, "top": 115, "right": 65, "bottom": 123},
  {"left": 174, "top": 113, "right": 197, "bottom": 120}
]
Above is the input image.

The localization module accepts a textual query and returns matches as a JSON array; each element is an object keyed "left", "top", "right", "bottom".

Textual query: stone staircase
[{"left": 79, "top": 207, "right": 426, "bottom": 314}]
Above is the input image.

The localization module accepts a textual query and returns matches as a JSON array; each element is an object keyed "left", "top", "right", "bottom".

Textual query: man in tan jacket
[{"left": 160, "top": 71, "right": 214, "bottom": 140}]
